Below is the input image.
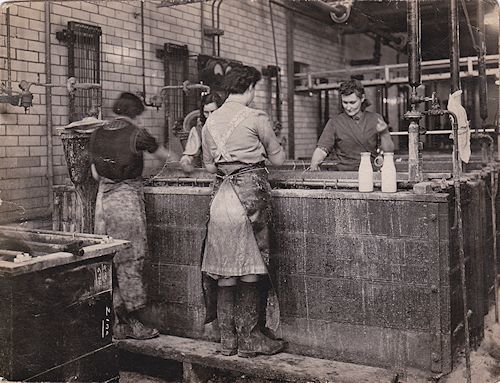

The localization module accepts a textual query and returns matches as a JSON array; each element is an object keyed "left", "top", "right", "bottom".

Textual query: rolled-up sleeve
[
  {"left": 316, "top": 119, "right": 336, "bottom": 155},
  {"left": 135, "top": 128, "right": 159, "bottom": 153},
  {"left": 255, "top": 111, "right": 282, "bottom": 157}
]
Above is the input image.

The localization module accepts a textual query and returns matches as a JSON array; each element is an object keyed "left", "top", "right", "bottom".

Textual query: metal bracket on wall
[{"left": 203, "top": 27, "right": 224, "bottom": 37}]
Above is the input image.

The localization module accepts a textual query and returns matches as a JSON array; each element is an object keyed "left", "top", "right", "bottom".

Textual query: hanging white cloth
[{"left": 447, "top": 90, "right": 471, "bottom": 164}]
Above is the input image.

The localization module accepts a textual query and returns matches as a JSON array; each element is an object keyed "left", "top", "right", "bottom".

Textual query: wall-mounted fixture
[
  {"left": 324, "top": 0, "right": 354, "bottom": 23},
  {"left": 0, "top": 82, "right": 33, "bottom": 112},
  {"left": 198, "top": 54, "right": 242, "bottom": 91},
  {"left": 0, "top": 77, "right": 101, "bottom": 113}
]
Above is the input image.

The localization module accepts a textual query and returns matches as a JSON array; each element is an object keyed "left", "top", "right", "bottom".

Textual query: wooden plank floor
[{"left": 117, "top": 335, "right": 399, "bottom": 383}]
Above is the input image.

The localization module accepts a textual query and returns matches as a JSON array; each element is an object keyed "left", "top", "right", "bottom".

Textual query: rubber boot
[
  {"left": 235, "top": 282, "right": 286, "bottom": 358},
  {"left": 217, "top": 285, "right": 238, "bottom": 356},
  {"left": 256, "top": 280, "right": 281, "bottom": 341}
]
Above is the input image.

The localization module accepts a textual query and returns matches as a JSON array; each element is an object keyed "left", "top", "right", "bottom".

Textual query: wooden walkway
[{"left": 117, "top": 335, "right": 399, "bottom": 383}]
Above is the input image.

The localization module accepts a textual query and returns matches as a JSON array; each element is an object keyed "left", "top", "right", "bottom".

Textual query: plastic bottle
[
  {"left": 358, "top": 152, "right": 373, "bottom": 192},
  {"left": 381, "top": 152, "right": 397, "bottom": 193}
]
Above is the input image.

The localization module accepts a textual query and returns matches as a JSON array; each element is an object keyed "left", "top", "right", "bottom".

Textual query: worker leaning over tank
[
  {"left": 88, "top": 92, "right": 178, "bottom": 340},
  {"left": 310, "top": 79, "right": 395, "bottom": 171}
]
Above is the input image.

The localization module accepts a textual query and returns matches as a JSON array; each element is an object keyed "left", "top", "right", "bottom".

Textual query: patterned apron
[{"left": 94, "top": 177, "right": 148, "bottom": 313}]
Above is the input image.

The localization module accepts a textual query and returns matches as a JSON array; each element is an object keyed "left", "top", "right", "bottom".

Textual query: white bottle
[
  {"left": 381, "top": 152, "right": 397, "bottom": 193},
  {"left": 358, "top": 152, "right": 373, "bottom": 192}
]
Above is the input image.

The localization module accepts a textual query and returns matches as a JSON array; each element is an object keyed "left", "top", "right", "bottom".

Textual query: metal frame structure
[{"left": 294, "top": 54, "right": 499, "bottom": 92}]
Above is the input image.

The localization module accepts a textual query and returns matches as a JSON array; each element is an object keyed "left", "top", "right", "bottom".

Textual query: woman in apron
[
  {"left": 89, "top": 92, "right": 176, "bottom": 340},
  {"left": 201, "top": 65, "right": 286, "bottom": 358}
]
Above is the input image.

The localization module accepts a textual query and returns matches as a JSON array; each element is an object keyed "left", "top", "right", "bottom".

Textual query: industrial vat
[
  {"left": 142, "top": 163, "right": 496, "bottom": 374},
  {"left": 0, "top": 226, "right": 129, "bottom": 382}
]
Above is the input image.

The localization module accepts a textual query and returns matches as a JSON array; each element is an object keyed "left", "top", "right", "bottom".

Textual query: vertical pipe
[
  {"left": 450, "top": 0, "right": 460, "bottom": 93},
  {"left": 407, "top": 0, "right": 421, "bottom": 89},
  {"left": 45, "top": 1, "right": 54, "bottom": 215},
  {"left": 450, "top": 0, "right": 462, "bottom": 173},
  {"left": 498, "top": 7, "right": 500, "bottom": 160},
  {"left": 211, "top": 0, "right": 216, "bottom": 56},
  {"left": 216, "top": 0, "right": 223, "bottom": 56},
  {"left": 286, "top": 9, "right": 295, "bottom": 159},
  {"left": 477, "top": 0, "right": 488, "bottom": 124},
  {"left": 318, "top": 91, "right": 322, "bottom": 137},
  {"left": 269, "top": 0, "right": 281, "bottom": 124},
  {"left": 406, "top": 0, "right": 422, "bottom": 182},
  {"left": 141, "top": 0, "right": 146, "bottom": 100},
  {"left": 6, "top": 7, "right": 12, "bottom": 95},
  {"left": 200, "top": 1, "right": 204, "bottom": 54},
  {"left": 450, "top": 1, "right": 470, "bottom": 376},
  {"left": 492, "top": 171, "right": 499, "bottom": 323}
]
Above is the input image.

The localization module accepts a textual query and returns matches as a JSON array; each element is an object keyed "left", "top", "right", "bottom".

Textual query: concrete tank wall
[{"left": 142, "top": 176, "right": 492, "bottom": 374}]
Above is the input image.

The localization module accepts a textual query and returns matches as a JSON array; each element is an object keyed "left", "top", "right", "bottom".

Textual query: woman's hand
[
  {"left": 309, "top": 162, "right": 321, "bottom": 171},
  {"left": 376, "top": 117, "right": 388, "bottom": 133},
  {"left": 180, "top": 155, "right": 194, "bottom": 173},
  {"left": 309, "top": 148, "right": 327, "bottom": 171}
]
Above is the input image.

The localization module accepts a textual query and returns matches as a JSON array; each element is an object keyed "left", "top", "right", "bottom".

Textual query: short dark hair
[
  {"left": 222, "top": 65, "right": 262, "bottom": 95},
  {"left": 199, "top": 92, "right": 224, "bottom": 123},
  {"left": 339, "top": 79, "right": 364, "bottom": 98},
  {"left": 339, "top": 79, "right": 371, "bottom": 109},
  {"left": 112, "top": 92, "right": 145, "bottom": 118}
]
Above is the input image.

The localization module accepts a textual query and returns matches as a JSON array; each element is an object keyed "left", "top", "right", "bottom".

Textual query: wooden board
[{"left": 117, "top": 335, "right": 399, "bottom": 383}]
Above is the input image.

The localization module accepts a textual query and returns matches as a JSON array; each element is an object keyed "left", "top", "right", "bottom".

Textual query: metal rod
[
  {"left": 200, "top": 1, "right": 204, "bottom": 54},
  {"left": 286, "top": 8, "right": 295, "bottom": 159},
  {"left": 407, "top": 0, "right": 421, "bottom": 88},
  {"left": 211, "top": 0, "right": 216, "bottom": 56},
  {"left": 498, "top": 7, "right": 500, "bottom": 159},
  {"left": 269, "top": 0, "right": 282, "bottom": 124},
  {"left": 450, "top": 0, "right": 461, "bottom": 93},
  {"left": 389, "top": 128, "right": 496, "bottom": 136},
  {"left": 477, "top": 0, "right": 488, "bottom": 124},
  {"left": 0, "top": 225, "right": 111, "bottom": 241},
  {"left": 6, "top": 7, "right": 12, "bottom": 95},
  {"left": 295, "top": 54, "right": 500, "bottom": 79},
  {"left": 45, "top": 1, "right": 54, "bottom": 217},
  {"left": 451, "top": 105, "right": 471, "bottom": 383},
  {"left": 269, "top": 0, "right": 333, "bottom": 25},
  {"left": 491, "top": 170, "right": 499, "bottom": 323},
  {"left": 216, "top": 0, "right": 223, "bottom": 56},
  {"left": 141, "top": 0, "right": 146, "bottom": 100},
  {"left": 405, "top": 0, "right": 423, "bottom": 183}
]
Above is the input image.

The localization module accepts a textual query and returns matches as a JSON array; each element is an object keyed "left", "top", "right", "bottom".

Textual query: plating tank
[{"left": 141, "top": 161, "right": 497, "bottom": 374}]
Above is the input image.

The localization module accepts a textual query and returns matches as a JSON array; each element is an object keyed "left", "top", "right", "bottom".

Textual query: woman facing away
[
  {"left": 89, "top": 92, "right": 177, "bottom": 340},
  {"left": 200, "top": 65, "right": 286, "bottom": 358}
]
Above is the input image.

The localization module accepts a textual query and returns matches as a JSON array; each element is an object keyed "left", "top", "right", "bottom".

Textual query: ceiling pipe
[{"left": 314, "top": 0, "right": 405, "bottom": 52}]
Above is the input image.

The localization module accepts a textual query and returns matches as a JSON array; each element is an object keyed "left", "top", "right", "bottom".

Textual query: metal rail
[
  {"left": 389, "top": 128, "right": 496, "bottom": 136},
  {"left": 294, "top": 54, "right": 500, "bottom": 92}
]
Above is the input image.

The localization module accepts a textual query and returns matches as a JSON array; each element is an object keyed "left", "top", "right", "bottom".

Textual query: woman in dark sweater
[{"left": 89, "top": 92, "right": 176, "bottom": 340}]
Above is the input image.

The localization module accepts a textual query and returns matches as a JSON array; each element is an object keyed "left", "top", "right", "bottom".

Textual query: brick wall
[{"left": 0, "top": 1, "right": 401, "bottom": 223}]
